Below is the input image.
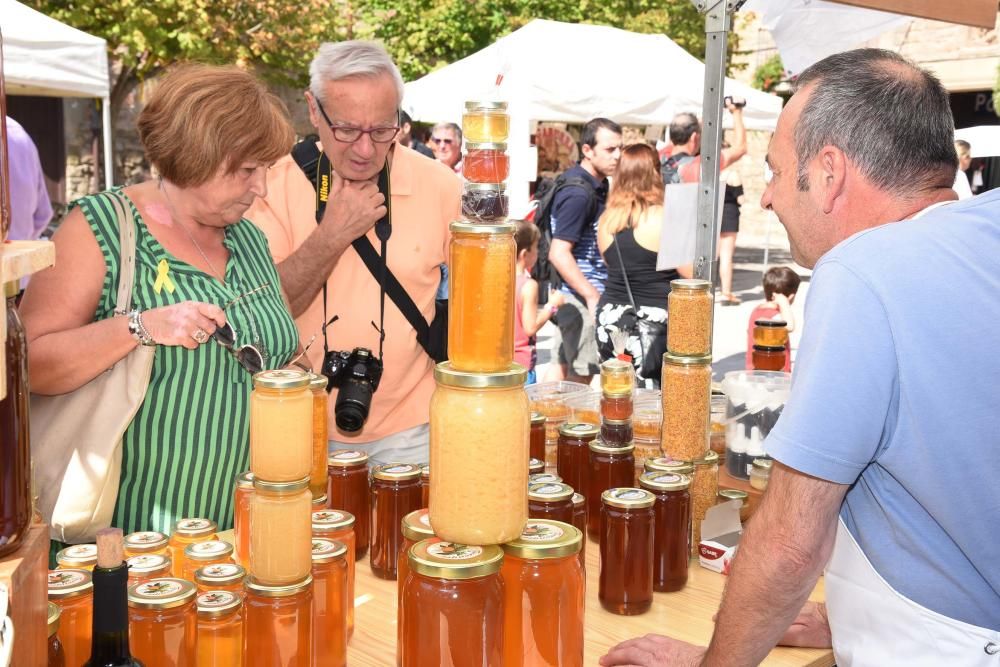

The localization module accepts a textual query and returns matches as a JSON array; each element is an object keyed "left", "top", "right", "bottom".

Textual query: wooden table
[{"left": 347, "top": 541, "right": 834, "bottom": 667}]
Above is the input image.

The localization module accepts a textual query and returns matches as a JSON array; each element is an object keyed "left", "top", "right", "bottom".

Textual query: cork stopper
[{"left": 96, "top": 527, "right": 125, "bottom": 569}]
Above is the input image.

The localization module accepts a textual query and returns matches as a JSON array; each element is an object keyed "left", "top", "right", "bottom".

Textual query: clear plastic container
[
  {"left": 721, "top": 371, "right": 790, "bottom": 480},
  {"left": 565, "top": 389, "right": 601, "bottom": 427},
  {"left": 527, "top": 381, "right": 591, "bottom": 465}
]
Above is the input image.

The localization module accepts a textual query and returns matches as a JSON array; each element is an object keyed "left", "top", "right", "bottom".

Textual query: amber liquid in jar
[
  {"left": 48, "top": 569, "right": 93, "bottom": 667},
  {"left": 0, "top": 287, "right": 31, "bottom": 558},
  {"left": 168, "top": 519, "right": 218, "bottom": 579},
  {"left": 501, "top": 521, "right": 585, "bottom": 667},
  {"left": 326, "top": 449, "right": 370, "bottom": 560},
  {"left": 47, "top": 602, "right": 65, "bottom": 667},
  {"left": 599, "top": 489, "right": 655, "bottom": 615},
  {"left": 640, "top": 472, "right": 692, "bottom": 592},
  {"left": 194, "top": 563, "right": 246, "bottom": 596},
  {"left": 601, "top": 393, "right": 633, "bottom": 421},
  {"left": 751, "top": 345, "right": 787, "bottom": 371},
  {"left": 196, "top": 590, "right": 244, "bottom": 667},
  {"left": 244, "top": 576, "right": 313, "bottom": 667},
  {"left": 530, "top": 413, "right": 546, "bottom": 462},
  {"left": 308, "top": 374, "right": 329, "bottom": 499},
  {"left": 462, "top": 102, "right": 510, "bottom": 143},
  {"left": 370, "top": 464, "right": 423, "bottom": 580},
  {"left": 128, "top": 578, "right": 198, "bottom": 667},
  {"left": 556, "top": 423, "right": 599, "bottom": 504},
  {"left": 420, "top": 464, "right": 430, "bottom": 510},
  {"left": 56, "top": 544, "right": 98, "bottom": 571},
  {"left": 661, "top": 354, "right": 712, "bottom": 462},
  {"left": 571, "top": 493, "right": 587, "bottom": 569},
  {"left": 448, "top": 221, "right": 516, "bottom": 372},
  {"left": 462, "top": 144, "right": 510, "bottom": 183},
  {"left": 399, "top": 541, "right": 505, "bottom": 667},
  {"left": 127, "top": 554, "right": 173, "bottom": 584},
  {"left": 250, "top": 370, "right": 313, "bottom": 482},
  {"left": 528, "top": 482, "right": 575, "bottom": 524},
  {"left": 753, "top": 320, "right": 789, "bottom": 347},
  {"left": 311, "top": 540, "right": 348, "bottom": 667},
  {"left": 312, "top": 510, "right": 356, "bottom": 636},
  {"left": 666, "top": 279, "right": 713, "bottom": 356},
  {"left": 182, "top": 540, "right": 234, "bottom": 582},
  {"left": 233, "top": 471, "right": 254, "bottom": 566},
  {"left": 250, "top": 478, "right": 312, "bottom": 586},
  {"left": 587, "top": 443, "right": 636, "bottom": 540},
  {"left": 124, "top": 531, "right": 169, "bottom": 559}
]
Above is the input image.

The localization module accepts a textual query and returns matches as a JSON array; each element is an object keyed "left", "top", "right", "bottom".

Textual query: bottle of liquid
[{"left": 85, "top": 528, "right": 144, "bottom": 666}]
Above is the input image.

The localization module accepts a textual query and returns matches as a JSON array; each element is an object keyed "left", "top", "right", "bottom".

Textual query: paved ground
[{"left": 535, "top": 244, "right": 810, "bottom": 384}]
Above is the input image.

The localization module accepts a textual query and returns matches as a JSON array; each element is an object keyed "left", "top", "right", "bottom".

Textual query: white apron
[{"left": 825, "top": 520, "right": 1000, "bottom": 666}]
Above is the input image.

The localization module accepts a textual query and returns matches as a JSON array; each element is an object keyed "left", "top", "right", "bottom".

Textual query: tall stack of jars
[{"left": 662, "top": 279, "right": 716, "bottom": 555}]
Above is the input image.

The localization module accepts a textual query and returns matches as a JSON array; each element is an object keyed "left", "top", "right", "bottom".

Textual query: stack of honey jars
[
  {"left": 661, "top": 278, "right": 716, "bottom": 555},
  {"left": 751, "top": 319, "right": 789, "bottom": 371},
  {"left": 460, "top": 101, "right": 509, "bottom": 223}
]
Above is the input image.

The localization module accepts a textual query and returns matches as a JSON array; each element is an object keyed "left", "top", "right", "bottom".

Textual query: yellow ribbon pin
[{"left": 153, "top": 259, "right": 176, "bottom": 294}]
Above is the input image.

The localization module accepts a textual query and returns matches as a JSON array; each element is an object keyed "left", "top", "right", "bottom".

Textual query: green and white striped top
[{"left": 75, "top": 189, "right": 299, "bottom": 536}]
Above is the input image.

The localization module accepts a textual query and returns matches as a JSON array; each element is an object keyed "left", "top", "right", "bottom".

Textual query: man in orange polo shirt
[{"left": 248, "top": 41, "right": 461, "bottom": 464}]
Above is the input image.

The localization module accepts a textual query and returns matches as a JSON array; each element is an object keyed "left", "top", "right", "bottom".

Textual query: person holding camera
[{"left": 247, "top": 41, "right": 461, "bottom": 465}]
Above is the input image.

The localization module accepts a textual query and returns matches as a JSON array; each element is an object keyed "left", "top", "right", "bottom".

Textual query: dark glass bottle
[
  {"left": 85, "top": 563, "right": 144, "bottom": 666},
  {"left": 0, "top": 282, "right": 31, "bottom": 558}
]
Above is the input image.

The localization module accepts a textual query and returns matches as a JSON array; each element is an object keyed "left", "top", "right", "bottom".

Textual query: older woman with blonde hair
[
  {"left": 595, "top": 142, "right": 692, "bottom": 388},
  {"left": 21, "top": 64, "right": 300, "bottom": 540}
]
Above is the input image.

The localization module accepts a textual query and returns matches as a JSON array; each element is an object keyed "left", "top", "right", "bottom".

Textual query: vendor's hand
[
  {"left": 600, "top": 634, "right": 706, "bottom": 667},
  {"left": 320, "top": 171, "right": 386, "bottom": 241},
  {"left": 548, "top": 289, "right": 566, "bottom": 309},
  {"left": 141, "top": 301, "right": 226, "bottom": 350},
  {"left": 778, "top": 601, "right": 831, "bottom": 649}
]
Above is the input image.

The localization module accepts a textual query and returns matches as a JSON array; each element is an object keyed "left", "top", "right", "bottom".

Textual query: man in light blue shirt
[{"left": 602, "top": 48, "right": 999, "bottom": 667}]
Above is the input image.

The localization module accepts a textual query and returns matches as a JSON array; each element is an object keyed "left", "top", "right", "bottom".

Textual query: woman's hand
[{"left": 141, "top": 301, "right": 227, "bottom": 349}]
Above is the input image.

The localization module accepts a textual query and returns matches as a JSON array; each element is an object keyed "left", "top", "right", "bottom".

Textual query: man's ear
[
  {"left": 818, "top": 145, "right": 848, "bottom": 214},
  {"left": 304, "top": 91, "right": 321, "bottom": 131}
]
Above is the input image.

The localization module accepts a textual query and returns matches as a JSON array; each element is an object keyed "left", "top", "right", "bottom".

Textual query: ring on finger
[{"left": 192, "top": 329, "right": 209, "bottom": 344}]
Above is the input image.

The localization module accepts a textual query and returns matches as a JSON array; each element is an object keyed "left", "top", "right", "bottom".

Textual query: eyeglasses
[
  {"left": 212, "top": 283, "right": 270, "bottom": 374},
  {"left": 315, "top": 98, "right": 400, "bottom": 144},
  {"left": 431, "top": 137, "right": 455, "bottom": 145}
]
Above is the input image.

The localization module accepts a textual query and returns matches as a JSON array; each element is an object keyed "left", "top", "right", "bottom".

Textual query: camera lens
[{"left": 334, "top": 377, "right": 374, "bottom": 433}]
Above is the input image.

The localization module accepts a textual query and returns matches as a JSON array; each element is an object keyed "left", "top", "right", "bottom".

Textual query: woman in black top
[{"left": 595, "top": 143, "right": 692, "bottom": 388}]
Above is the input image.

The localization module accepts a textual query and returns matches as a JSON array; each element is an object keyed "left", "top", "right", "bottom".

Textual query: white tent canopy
[
  {"left": 404, "top": 19, "right": 783, "bottom": 131},
  {"left": 1, "top": 0, "right": 113, "bottom": 187}
]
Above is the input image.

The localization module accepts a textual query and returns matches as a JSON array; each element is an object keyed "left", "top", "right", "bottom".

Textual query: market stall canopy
[
  {"left": 403, "top": 19, "right": 783, "bottom": 132},
  {"left": 0, "top": 0, "right": 110, "bottom": 98},
  {"left": 955, "top": 126, "right": 1000, "bottom": 158}
]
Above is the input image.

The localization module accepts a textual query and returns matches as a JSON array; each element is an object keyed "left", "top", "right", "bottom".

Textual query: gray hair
[
  {"left": 793, "top": 48, "right": 957, "bottom": 195},
  {"left": 309, "top": 41, "right": 405, "bottom": 107},
  {"left": 432, "top": 122, "right": 463, "bottom": 144},
  {"left": 669, "top": 113, "right": 700, "bottom": 146}
]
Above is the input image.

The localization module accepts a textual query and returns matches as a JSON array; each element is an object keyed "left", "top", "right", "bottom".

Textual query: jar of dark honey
[
  {"left": 527, "top": 482, "right": 575, "bottom": 524},
  {"left": 587, "top": 441, "right": 635, "bottom": 540},
  {"left": 639, "top": 472, "right": 692, "bottom": 592},
  {"left": 370, "top": 463, "right": 423, "bottom": 580},
  {"left": 556, "top": 423, "right": 599, "bottom": 503},
  {"left": 599, "top": 488, "right": 655, "bottom": 615},
  {"left": 326, "top": 448, "right": 370, "bottom": 560}
]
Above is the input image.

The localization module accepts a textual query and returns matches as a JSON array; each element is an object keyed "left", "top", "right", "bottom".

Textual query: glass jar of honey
[
  {"left": 196, "top": 590, "right": 244, "bottom": 667},
  {"left": 244, "top": 575, "right": 313, "bottom": 667},
  {"left": 691, "top": 451, "right": 720, "bottom": 556},
  {"left": 587, "top": 442, "right": 636, "bottom": 540},
  {"left": 194, "top": 563, "right": 246, "bottom": 595},
  {"left": 666, "top": 279, "right": 713, "bottom": 356},
  {"left": 123, "top": 531, "right": 169, "bottom": 559},
  {"left": 528, "top": 458, "right": 546, "bottom": 476},
  {"left": 753, "top": 319, "right": 789, "bottom": 347},
  {"left": 571, "top": 493, "right": 587, "bottom": 570},
  {"left": 169, "top": 518, "right": 218, "bottom": 578},
  {"left": 644, "top": 457, "right": 694, "bottom": 476},
  {"left": 448, "top": 221, "right": 516, "bottom": 372},
  {"left": 48, "top": 569, "right": 93, "bottom": 667},
  {"left": 326, "top": 449, "right": 370, "bottom": 561},
  {"left": 127, "top": 578, "right": 197, "bottom": 666},
  {"left": 0, "top": 282, "right": 31, "bottom": 559},
  {"left": 600, "top": 419, "right": 634, "bottom": 447},
  {"left": 56, "top": 544, "right": 98, "bottom": 571},
  {"left": 311, "top": 540, "right": 348, "bottom": 667},
  {"left": 501, "top": 520, "right": 584, "bottom": 667},
  {"left": 600, "top": 359, "right": 634, "bottom": 396},
  {"left": 462, "top": 142, "right": 510, "bottom": 183},
  {"left": 462, "top": 100, "right": 509, "bottom": 143},
  {"left": 233, "top": 471, "right": 254, "bottom": 566},
  {"left": 127, "top": 554, "right": 173, "bottom": 584},
  {"left": 312, "top": 494, "right": 329, "bottom": 511},
  {"left": 599, "top": 488, "right": 655, "bottom": 615},
  {"left": 183, "top": 540, "right": 235, "bottom": 581},
  {"left": 461, "top": 182, "right": 509, "bottom": 222},
  {"left": 308, "top": 373, "right": 329, "bottom": 500},
  {"left": 530, "top": 412, "right": 546, "bottom": 462},
  {"left": 371, "top": 463, "right": 423, "bottom": 579},
  {"left": 557, "top": 423, "right": 599, "bottom": 502},
  {"left": 420, "top": 463, "right": 430, "bottom": 509},
  {"left": 718, "top": 488, "right": 751, "bottom": 523},
  {"left": 250, "top": 369, "right": 313, "bottom": 482},
  {"left": 430, "top": 363, "right": 528, "bottom": 546},
  {"left": 527, "top": 482, "right": 575, "bottom": 524},
  {"left": 529, "top": 472, "right": 562, "bottom": 485},
  {"left": 661, "top": 353, "right": 712, "bottom": 462},
  {"left": 749, "top": 457, "right": 773, "bottom": 491},
  {"left": 639, "top": 472, "right": 691, "bottom": 592},
  {"left": 601, "top": 391, "right": 633, "bottom": 421},
  {"left": 751, "top": 345, "right": 787, "bottom": 371},
  {"left": 250, "top": 477, "right": 312, "bottom": 585},
  {"left": 399, "top": 540, "right": 505, "bottom": 667},
  {"left": 398, "top": 510, "right": 436, "bottom": 603},
  {"left": 47, "top": 602, "right": 65, "bottom": 667},
  {"left": 312, "top": 509, "right": 356, "bottom": 635}
]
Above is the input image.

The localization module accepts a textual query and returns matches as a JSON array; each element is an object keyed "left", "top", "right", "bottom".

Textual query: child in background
[
  {"left": 746, "top": 266, "right": 801, "bottom": 372},
  {"left": 514, "top": 220, "right": 565, "bottom": 384}
]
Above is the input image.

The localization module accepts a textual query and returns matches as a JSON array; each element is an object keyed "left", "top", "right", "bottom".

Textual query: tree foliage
[{"left": 751, "top": 53, "right": 786, "bottom": 93}]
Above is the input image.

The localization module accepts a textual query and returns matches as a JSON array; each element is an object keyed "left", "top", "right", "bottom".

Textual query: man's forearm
[
  {"left": 731, "top": 111, "right": 747, "bottom": 155},
  {"left": 277, "top": 225, "right": 355, "bottom": 318},
  {"left": 550, "top": 248, "right": 599, "bottom": 302}
]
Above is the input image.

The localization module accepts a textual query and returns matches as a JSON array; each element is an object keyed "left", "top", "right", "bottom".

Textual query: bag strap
[
  {"left": 352, "top": 235, "right": 431, "bottom": 351},
  {"left": 612, "top": 223, "right": 645, "bottom": 363},
  {"left": 108, "top": 192, "right": 140, "bottom": 316}
]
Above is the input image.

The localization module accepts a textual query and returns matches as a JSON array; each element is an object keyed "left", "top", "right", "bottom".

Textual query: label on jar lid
[
  {"left": 602, "top": 487, "right": 655, "bottom": 509},
  {"left": 175, "top": 518, "right": 215, "bottom": 534},
  {"left": 521, "top": 521, "right": 565, "bottom": 542},
  {"left": 59, "top": 544, "right": 97, "bottom": 561},
  {"left": 197, "top": 590, "right": 239, "bottom": 609},
  {"left": 311, "top": 539, "right": 339, "bottom": 556},
  {"left": 48, "top": 570, "right": 91, "bottom": 590},
  {"left": 312, "top": 510, "right": 353, "bottom": 527},
  {"left": 534, "top": 483, "right": 563, "bottom": 496},
  {"left": 199, "top": 563, "right": 243, "bottom": 579},
  {"left": 528, "top": 482, "right": 573, "bottom": 501},
  {"left": 186, "top": 540, "right": 231, "bottom": 558},
  {"left": 125, "top": 531, "right": 167, "bottom": 548},
  {"left": 329, "top": 449, "right": 367, "bottom": 463},
  {"left": 528, "top": 473, "right": 561, "bottom": 484},
  {"left": 561, "top": 423, "right": 599, "bottom": 437},
  {"left": 127, "top": 554, "right": 170, "bottom": 572},
  {"left": 426, "top": 543, "right": 483, "bottom": 561},
  {"left": 135, "top": 579, "right": 185, "bottom": 598}
]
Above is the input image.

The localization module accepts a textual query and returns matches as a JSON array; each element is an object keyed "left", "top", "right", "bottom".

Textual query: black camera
[
  {"left": 724, "top": 95, "right": 747, "bottom": 109},
  {"left": 322, "top": 347, "right": 384, "bottom": 433}
]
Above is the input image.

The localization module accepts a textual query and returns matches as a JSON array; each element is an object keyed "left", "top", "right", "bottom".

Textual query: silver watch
[{"left": 127, "top": 309, "right": 156, "bottom": 346}]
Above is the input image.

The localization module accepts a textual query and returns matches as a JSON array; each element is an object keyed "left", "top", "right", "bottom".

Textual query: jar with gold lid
[
  {"left": 123, "top": 531, "right": 169, "bottom": 559},
  {"left": 196, "top": 590, "right": 244, "bottom": 667},
  {"left": 233, "top": 471, "right": 254, "bottom": 566},
  {"left": 600, "top": 358, "right": 635, "bottom": 396},
  {"left": 599, "top": 488, "right": 655, "bottom": 615},
  {"left": 183, "top": 540, "right": 234, "bottom": 581},
  {"left": 47, "top": 601, "right": 65, "bottom": 667},
  {"left": 312, "top": 509, "right": 356, "bottom": 636},
  {"left": 753, "top": 319, "right": 789, "bottom": 347},
  {"left": 48, "top": 570, "right": 92, "bottom": 667},
  {"left": 528, "top": 457, "right": 546, "bottom": 476},
  {"left": 750, "top": 457, "right": 773, "bottom": 491},
  {"left": 530, "top": 412, "right": 547, "bottom": 461},
  {"left": 644, "top": 457, "right": 694, "bottom": 476},
  {"left": 557, "top": 422, "right": 599, "bottom": 501},
  {"left": 462, "top": 100, "right": 509, "bottom": 143},
  {"left": 463, "top": 142, "right": 510, "bottom": 183},
  {"left": 399, "top": 540, "right": 505, "bottom": 667},
  {"left": 250, "top": 477, "right": 312, "bottom": 585},
  {"left": 430, "top": 363, "right": 528, "bottom": 546},
  {"left": 529, "top": 472, "right": 561, "bottom": 485},
  {"left": 587, "top": 441, "right": 636, "bottom": 540},
  {"left": 717, "top": 488, "right": 751, "bottom": 523},
  {"left": 250, "top": 369, "right": 313, "bottom": 482},
  {"left": 600, "top": 418, "right": 633, "bottom": 447},
  {"left": 639, "top": 472, "right": 692, "bottom": 592},
  {"left": 420, "top": 463, "right": 430, "bottom": 509},
  {"left": 751, "top": 344, "right": 787, "bottom": 371},
  {"left": 169, "top": 518, "right": 218, "bottom": 578},
  {"left": 528, "top": 482, "right": 575, "bottom": 524},
  {"left": 449, "top": 221, "right": 516, "bottom": 372},
  {"left": 244, "top": 575, "right": 313, "bottom": 667},
  {"left": 461, "top": 182, "right": 509, "bottom": 222},
  {"left": 501, "top": 520, "right": 584, "bottom": 667},
  {"left": 194, "top": 562, "right": 246, "bottom": 595},
  {"left": 398, "top": 509, "right": 436, "bottom": 605},
  {"left": 326, "top": 448, "right": 369, "bottom": 560},
  {"left": 601, "top": 391, "right": 633, "bottom": 421},
  {"left": 312, "top": 540, "right": 348, "bottom": 667},
  {"left": 128, "top": 578, "right": 198, "bottom": 666},
  {"left": 56, "top": 544, "right": 97, "bottom": 571},
  {"left": 371, "top": 463, "right": 423, "bottom": 579},
  {"left": 666, "top": 279, "right": 713, "bottom": 356},
  {"left": 661, "top": 352, "right": 712, "bottom": 462},
  {"left": 127, "top": 554, "right": 173, "bottom": 584}
]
